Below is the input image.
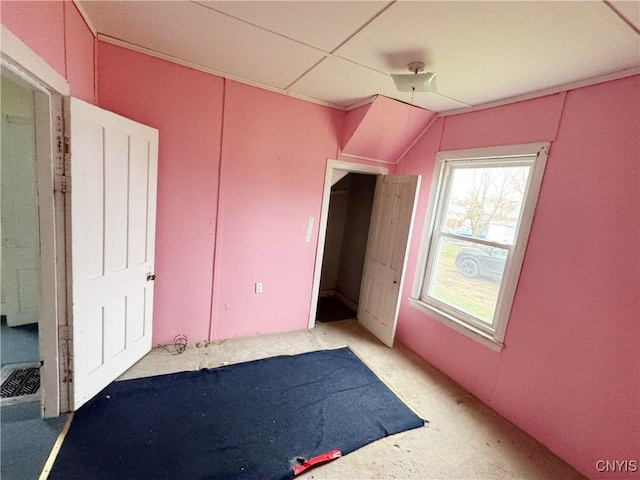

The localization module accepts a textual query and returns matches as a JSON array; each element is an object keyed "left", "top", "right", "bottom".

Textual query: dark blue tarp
[{"left": 49, "top": 347, "right": 425, "bottom": 479}]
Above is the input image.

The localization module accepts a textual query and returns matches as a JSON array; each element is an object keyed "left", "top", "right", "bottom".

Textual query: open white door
[
  {"left": 358, "top": 175, "right": 420, "bottom": 347},
  {"left": 68, "top": 98, "right": 158, "bottom": 409}
]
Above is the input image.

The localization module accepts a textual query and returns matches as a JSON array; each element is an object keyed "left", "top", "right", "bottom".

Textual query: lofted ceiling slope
[{"left": 77, "top": 0, "right": 640, "bottom": 113}]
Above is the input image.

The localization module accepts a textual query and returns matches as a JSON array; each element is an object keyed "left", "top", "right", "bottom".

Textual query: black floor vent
[{"left": 1, "top": 366, "right": 40, "bottom": 398}]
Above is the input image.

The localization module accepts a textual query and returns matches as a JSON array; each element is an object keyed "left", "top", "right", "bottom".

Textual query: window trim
[{"left": 410, "top": 142, "right": 550, "bottom": 351}]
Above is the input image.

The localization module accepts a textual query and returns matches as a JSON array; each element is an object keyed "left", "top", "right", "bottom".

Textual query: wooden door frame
[
  {"left": 307, "top": 160, "right": 388, "bottom": 329},
  {"left": 1, "top": 26, "right": 70, "bottom": 417}
]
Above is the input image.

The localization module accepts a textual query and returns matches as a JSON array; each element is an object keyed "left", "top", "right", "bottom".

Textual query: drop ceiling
[{"left": 77, "top": 0, "right": 640, "bottom": 113}]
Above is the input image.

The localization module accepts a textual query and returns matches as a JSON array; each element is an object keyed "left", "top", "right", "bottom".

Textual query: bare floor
[{"left": 120, "top": 320, "right": 584, "bottom": 480}]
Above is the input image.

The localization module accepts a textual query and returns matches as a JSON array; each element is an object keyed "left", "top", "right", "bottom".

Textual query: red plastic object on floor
[{"left": 292, "top": 449, "right": 342, "bottom": 475}]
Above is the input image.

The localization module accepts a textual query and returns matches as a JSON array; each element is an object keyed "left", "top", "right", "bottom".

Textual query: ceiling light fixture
[{"left": 391, "top": 62, "right": 437, "bottom": 93}]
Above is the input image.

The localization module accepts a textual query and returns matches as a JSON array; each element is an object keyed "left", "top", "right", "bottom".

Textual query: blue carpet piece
[
  {"left": 49, "top": 347, "right": 425, "bottom": 480},
  {"left": 1, "top": 402, "right": 67, "bottom": 480},
  {"left": 1, "top": 316, "right": 39, "bottom": 367}
]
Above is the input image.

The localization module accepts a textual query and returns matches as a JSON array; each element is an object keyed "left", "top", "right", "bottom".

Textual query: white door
[
  {"left": 358, "top": 175, "right": 420, "bottom": 347},
  {"left": 0, "top": 83, "right": 40, "bottom": 327},
  {"left": 68, "top": 98, "right": 158, "bottom": 409}
]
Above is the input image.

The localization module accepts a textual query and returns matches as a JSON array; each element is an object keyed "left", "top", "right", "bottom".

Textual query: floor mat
[
  {"left": 48, "top": 347, "right": 425, "bottom": 480},
  {"left": 1, "top": 363, "right": 40, "bottom": 406}
]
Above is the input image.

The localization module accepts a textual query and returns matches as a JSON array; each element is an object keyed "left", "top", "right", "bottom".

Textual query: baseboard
[{"left": 334, "top": 291, "right": 358, "bottom": 312}]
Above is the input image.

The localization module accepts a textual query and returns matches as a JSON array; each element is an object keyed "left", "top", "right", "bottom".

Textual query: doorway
[
  {"left": 309, "top": 160, "right": 420, "bottom": 347},
  {"left": 308, "top": 160, "right": 389, "bottom": 328},
  {"left": 0, "top": 51, "right": 66, "bottom": 417},
  {"left": 316, "top": 173, "right": 377, "bottom": 323},
  {"left": 1, "top": 74, "right": 43, "bottom": 405}
]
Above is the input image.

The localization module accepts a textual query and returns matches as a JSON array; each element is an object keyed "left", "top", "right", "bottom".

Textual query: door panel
[
  {"left": 68, "top": 98, "right": 158, "bottom": 409},
  {"left": 358, "top": 175, "right": 419, "bottom": 347}
]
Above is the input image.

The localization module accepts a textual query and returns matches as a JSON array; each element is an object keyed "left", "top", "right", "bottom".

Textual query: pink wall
[
  {"left": 213, "top": 81, "right": 343, "bottom": 339},
  {"left": 396, "top": 76, "right": 640, "bottom": 478},
  {"left": 1, "top": 0, "right": 96, "bottom": 103},
  {"left": 1, "top": 1, "right": 65, "bottom": 78},
  {"left": 64, "top": 1, "right": 95, "bottom": 103},
  {"left": 97, "top": 42, "right": 224, "bottom": 345},
  {"left": 97, "top": 44, "right": 345, "bottom": 344}
]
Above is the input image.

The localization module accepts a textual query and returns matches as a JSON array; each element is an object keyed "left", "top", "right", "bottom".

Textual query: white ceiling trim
[
  {"left": 440, "top": 66, "right": 640, "bottom": 117},
  {"left": 97, "top": 34, "right": 347, "bottom": 111},
  {"left": 340, "top": 152, "right": 397, "bottom": 166},
  {"left": 72, "top": 0, "right": 97, "bottom": 38}
]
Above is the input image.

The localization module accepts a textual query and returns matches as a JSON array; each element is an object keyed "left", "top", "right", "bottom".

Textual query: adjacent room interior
[
  {"left": 1, "top": 74, "right": 42, "bottom": 406},
  {"left": 0, "top": 1, "right": 638, "bottom": 479}
]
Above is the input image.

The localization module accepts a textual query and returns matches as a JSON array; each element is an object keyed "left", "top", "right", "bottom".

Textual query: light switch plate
[{"left": 305, "top": 217, "right": 315, "bottom": 242}]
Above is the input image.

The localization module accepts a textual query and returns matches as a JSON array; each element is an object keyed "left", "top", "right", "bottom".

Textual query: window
[{"left": 410, "top": 143, "right": 549, "bottom": 350}]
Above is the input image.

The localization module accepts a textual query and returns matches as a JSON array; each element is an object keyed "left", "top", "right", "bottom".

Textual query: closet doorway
[
  {"left": 308, "top": 160, "right": 388, "bottom": 328},
  {"left": 316, "top": 173, "right": 376, "bottom": 322},
  {"left": 309, "top": 160, "right": 420, "bottom": 347}
]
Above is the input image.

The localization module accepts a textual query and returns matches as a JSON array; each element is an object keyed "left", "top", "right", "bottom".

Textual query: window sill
[{"left": 408, "top": 298, "right": 504, "bottom": 352}]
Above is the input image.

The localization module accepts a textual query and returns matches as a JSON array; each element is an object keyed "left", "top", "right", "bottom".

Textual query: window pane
[
  {"left": 426, "top": 237, "right": 508, "bottom": 325},
  {"left": 442, "top": 165, "right": 530, "bottom": 245}
]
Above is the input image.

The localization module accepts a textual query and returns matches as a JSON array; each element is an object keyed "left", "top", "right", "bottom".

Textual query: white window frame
[{"left": 409, "top": 142, "right": 549, "bottom": 351}]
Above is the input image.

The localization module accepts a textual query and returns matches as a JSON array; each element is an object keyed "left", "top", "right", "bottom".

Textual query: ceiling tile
[
  {"left": 289, "top": 56, "right": 469, "bottom": 112},
  {"left": 197, "top": 1, "right": 392, "bottom": 52},
  {"left": 80, "top": 1, "right": 325, "bottom": 89},
  {"left": 408, "top": 94, "right": 471, "bottom": 113},
  {"left": 335, "top": 1, "right": 640, "bottom": 106},
  {"left": 609, "top": 0, "right": 640, "bottom": 31},
  {"left": 288, "top": 56, "right": 389, "bottom": 106}
]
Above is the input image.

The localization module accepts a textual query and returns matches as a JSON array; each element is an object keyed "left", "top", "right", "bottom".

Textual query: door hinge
[{"left": 54, "top": 174, "right": 68, "bottom": 193}]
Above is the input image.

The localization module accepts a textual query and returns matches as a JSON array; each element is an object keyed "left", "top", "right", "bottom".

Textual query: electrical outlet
[{"left": 255, "top": 282, "right": 263, "bottom": 294}]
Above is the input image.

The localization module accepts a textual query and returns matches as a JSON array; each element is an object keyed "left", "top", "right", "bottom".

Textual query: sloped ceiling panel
[
  {"left": 342, "top": 95, "right": 436, "bottom": 164},
  {"left": 342, "top": 101, "right": 373, "bottom": 149}
]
